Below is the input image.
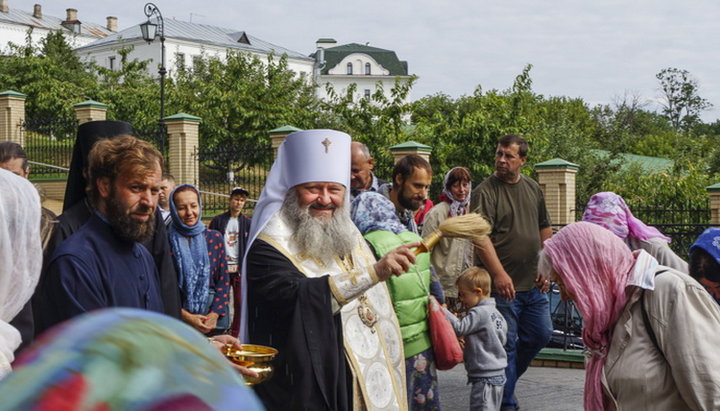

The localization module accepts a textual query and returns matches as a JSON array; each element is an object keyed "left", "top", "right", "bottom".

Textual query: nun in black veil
[{"left": 33, "top": 120, "right": 181, "bottom": 335}]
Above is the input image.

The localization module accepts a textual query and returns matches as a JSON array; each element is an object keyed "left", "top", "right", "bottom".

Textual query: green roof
[
  {"left": 535, "top": 158, "right": 580, "bottom": 170},
  {"left": 592, "top": 150, "right": 673, "bottom": 174},
  {"left": 163, "top": 113, "right": 201, "bottom": 122},
  {"left": 707, "top": 183, "right": 720, "bottom": 192},
  {"left": 269, "top": 125, "right": 302, "bottom": 135},
  {"left": 314, "top": 43, "right": 409, "bottom": 76},
  {"left": 0, "top": 90, "right": 26, "bottom": 98},
  {"left": 389, "top": 141, "right": 432, "bottom": 151}
]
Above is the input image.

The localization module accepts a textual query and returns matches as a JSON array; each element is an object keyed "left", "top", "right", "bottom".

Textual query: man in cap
[
  {"left": 209, "top": 186, "right": 252, "bottom": 337},
  {"left": 35, "top": 121, "right": 181, "bottom": 335},
  {"left": 242, "top": 130, "right": 415, "bottom": 410}
]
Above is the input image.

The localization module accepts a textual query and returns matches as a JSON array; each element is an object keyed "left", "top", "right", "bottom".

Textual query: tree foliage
[
  {"left": 656, "top": 67, "right": 712, "bottom": 133},
  {"left": 169, "top": 51, "right": 320, "bottom": 169}
]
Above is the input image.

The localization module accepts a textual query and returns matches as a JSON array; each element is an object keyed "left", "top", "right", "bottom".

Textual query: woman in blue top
[{"left": 169, "top": 184, "right": 230, "bottom": 335}]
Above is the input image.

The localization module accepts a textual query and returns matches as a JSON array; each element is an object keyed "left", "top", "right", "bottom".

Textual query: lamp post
[{"left": 140, "top": 3, "right": 166, "bottom": 122}]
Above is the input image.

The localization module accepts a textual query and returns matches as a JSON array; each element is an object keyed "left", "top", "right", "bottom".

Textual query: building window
[
  {"left": 108, "top": 56, "right": 115, "bottom": 70},
  {"left": 347, "top": 62, "right": 353, "bottom": 75},
  {"left": 176, "top": 53, "right": 185, "bottom": 70},
  {"left": 364, "top": 89, "right": 371, "bottom": 99},
  {"left": 365, "top": 63, "right": 371, "bottom": 75}
]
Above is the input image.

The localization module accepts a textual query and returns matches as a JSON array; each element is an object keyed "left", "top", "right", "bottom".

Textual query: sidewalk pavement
[{"left": 437, "top": 364, "right": 585, "bottom": 410}]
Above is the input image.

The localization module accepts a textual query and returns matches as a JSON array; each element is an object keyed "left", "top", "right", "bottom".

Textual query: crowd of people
[{"left": 0, "top": 123, "right": 719, "bottom": 410}]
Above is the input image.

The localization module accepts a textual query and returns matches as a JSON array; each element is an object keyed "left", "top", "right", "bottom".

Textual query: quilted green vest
[{"left": 364, "top": 230, "right": 432, "bottom": 358}]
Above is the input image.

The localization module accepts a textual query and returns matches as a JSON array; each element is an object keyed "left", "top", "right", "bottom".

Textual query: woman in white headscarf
[
  {"left": 0, "top": 169, "right": 42, "bottom": 377},
  {"left": 422, "top": 166, "right": 473, "bottom": 313}
]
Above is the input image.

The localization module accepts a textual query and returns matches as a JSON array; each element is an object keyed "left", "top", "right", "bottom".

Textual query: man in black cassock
[
  {"left": 242, "top": 130, "right": 417, "bottom": 411},
  {"left": 34, "top": 121, "right": 181, "bottom": 335}
]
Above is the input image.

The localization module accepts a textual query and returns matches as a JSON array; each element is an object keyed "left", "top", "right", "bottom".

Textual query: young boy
[
  {"left": 443, "top": 267, "right": 508, "bottom": 411},
  {"left": 209, "top": 187, "right": 251, "bottom": 337}
]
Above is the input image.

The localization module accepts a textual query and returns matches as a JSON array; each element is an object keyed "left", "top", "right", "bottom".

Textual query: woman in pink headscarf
[
  {"left": 538, "top": 222, "right": 720, "bottom": 411},
  {"left": 582, "top": 191, "right": 688, "bottom": 273}
]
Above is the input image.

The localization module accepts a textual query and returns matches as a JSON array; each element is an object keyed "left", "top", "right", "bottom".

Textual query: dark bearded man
[
  {"left": 241, "top": 130, "right": 416, "bottom": 411},
  {"left": 42, "top": 136, "right": 165, "bottom": 328}
]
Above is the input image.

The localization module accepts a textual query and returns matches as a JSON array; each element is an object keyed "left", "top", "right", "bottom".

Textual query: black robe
[
  {"left": 247, "top": 240, "right": 351, "bottom": 411},
  {"left": 34, "top": 201, "right": 181, "bottom": 335}
]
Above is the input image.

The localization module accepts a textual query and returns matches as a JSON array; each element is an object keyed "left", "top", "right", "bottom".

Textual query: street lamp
[{"left": 140, "top": 3, "right": 166, "bottom": 121}]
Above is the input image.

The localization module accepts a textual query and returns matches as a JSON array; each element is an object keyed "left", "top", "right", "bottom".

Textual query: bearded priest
[{"left": 241, "top": 130, "right": 415, "bottom": 411}]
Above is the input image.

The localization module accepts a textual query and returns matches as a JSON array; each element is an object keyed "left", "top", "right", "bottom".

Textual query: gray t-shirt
[{"left": 471, "top": 174, "right": 551, "bottom": 291}]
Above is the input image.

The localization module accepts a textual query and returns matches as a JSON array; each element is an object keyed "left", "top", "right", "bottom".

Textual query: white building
[
  {"left": 312, "top": 38, "right": 413, "bottom": 103},
  {"left": 75, "top": 18, "right": 315, "bottom": 81},
  {"left": 0, "top": 1, "right": 114, "bottom": 53}
]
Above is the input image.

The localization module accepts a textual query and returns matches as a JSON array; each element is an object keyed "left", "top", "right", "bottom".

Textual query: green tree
[
  {"left": 0, "top": 30, "right": 96, "bottom": 121},
  {"left": 168, "top": 51, "right": 320, "bottom": 173},
  {"left": 317, "top": 76, "right": 417, "bottom": 171},
  {"left": 656, "top": 67, "right": 712, "bottom": 133}
]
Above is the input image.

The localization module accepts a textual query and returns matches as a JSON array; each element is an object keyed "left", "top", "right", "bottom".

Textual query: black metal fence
[
  {"left": 136, "top": 122, "right": 168, "bottom": 162},
  {"left": 197, "top": 144, "right": 274, "bottom": 217},
  {"left": 22, "top": 117, "right": 78, "bottom": 178}
]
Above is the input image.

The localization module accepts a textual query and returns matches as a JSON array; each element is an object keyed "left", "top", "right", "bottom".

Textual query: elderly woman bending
[{"left": 538, "top": 222, "right": 720, "bottom": 410}]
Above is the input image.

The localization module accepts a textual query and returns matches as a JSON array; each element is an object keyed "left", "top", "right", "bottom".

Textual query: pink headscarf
[
  {"left": 581, "top": 192, "right": 671, "bottom": 242},
  {"left": 543, "top": 222, "right": 636, "bottom": 411}
]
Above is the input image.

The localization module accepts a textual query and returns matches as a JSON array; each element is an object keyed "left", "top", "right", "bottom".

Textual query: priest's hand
[
  {"left": 182, "top": 309, "right": 212, "bottom": 334},
  {"left": 374, "top": 242, "right": 420, "bottom": 281},
  {"left": 209, "top": 335, "right": 260, "bottom": 379}
]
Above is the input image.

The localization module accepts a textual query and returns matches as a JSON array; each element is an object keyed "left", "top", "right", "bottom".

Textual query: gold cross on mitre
[{"left": 321, "top": 138, "right": 332, "bottom": 153}]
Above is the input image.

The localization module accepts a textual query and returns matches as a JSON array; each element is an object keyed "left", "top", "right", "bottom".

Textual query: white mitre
[{"left": 239, "top": 129, "right": 351, "bottom": 340}]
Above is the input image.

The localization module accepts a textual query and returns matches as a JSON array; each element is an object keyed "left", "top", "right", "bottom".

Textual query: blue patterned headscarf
[
  {"left": 691, "top": 228, "right": 720, "bottom": 264},
  {"left": 351, "top": 192, "right": 407, "bottom": 235},
  {"left": 0, "top": 308, "right": 263, "bottom": 410},
  {"left": 168, "top": 184, "right": 210, "bottom": 314}
]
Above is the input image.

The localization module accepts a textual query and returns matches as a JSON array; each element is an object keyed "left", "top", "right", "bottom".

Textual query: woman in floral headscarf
[
  {"left": 582, "top": 191, "right": 688, "bottom": 273},
  {"left": 0, "top": 308, "right": 263, "bottom": 410},
  {"left": 689, "top": 228, "right": 720, "bottom": 305},
  {"left": 538, "top": 222, "right": 720, "bottom": 411},
  {"left": 422, "top": 167, "right": 474, "bottom": 312}
]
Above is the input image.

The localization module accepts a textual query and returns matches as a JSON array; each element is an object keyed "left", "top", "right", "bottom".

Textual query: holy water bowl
[{"left": 223, "top": 344, "right": 279, "bottom": 385}]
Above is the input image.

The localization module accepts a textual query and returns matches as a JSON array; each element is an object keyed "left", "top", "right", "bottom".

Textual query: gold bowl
[{"left": 223, "top": 344, "right": 279, "bottom": 385}]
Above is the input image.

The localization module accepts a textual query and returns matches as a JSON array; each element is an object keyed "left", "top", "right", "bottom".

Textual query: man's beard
[
  {"left": 106, "top": 188, "right": 156, "bottom": 244},
  {"left": 398, "top": 183, "right": 422, "bottom": 211},
  {"left": 281, "top": 189, "right": 357, "bottom": 261}
]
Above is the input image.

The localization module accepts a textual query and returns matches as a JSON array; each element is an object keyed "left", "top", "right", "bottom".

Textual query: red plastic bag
[{"left": 427, "top": 295, "right": 463, "bottom": 370}]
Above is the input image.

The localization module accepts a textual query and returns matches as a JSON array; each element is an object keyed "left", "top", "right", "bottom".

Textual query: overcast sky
[{"left": 16, "top": 0, "right": 720, "bottom": 121}]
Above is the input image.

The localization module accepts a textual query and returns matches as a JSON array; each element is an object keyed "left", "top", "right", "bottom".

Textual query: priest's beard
[
  {"left": 105, "top": 187, "right": 156, "bottom": 244},
  {"left": 282, "top": 189, "right": 356, "bottom": 261}
]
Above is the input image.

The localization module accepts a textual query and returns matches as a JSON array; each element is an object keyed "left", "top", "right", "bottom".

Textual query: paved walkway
[{"left": 437, "top": 364, "right": 585, "bottom": 410}]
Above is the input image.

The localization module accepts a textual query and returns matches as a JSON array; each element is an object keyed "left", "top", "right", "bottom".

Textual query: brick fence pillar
[
  {"left": 74, "top": 100, "right": 108, "bottom": 124},
  {"left": 166, "top": 113, "right": 201, "bottom": 186},
  {"left": 707, "top": 183, "right": 720, "bottom": 225},
  {"left": 535, "top": 158, "right": 580, "bottom": 226},
  {"left": 268, "top": 125, "right": 302, "bottom": 158},
  {"left": 0, "top": 90, "right": 26, "bottom": 145},
  {"left": 389, "top": 141, "right": 432, "bottom": 164}
]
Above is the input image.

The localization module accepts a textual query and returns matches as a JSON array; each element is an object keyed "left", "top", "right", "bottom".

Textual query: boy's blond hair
[{"left": 457, "top": 267, "right": 491, "bottom": 296}]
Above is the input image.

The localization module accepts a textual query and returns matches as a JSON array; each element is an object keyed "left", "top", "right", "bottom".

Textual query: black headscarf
[{"left": 62, "top": 120, "right": 136, "bottom": 211}]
